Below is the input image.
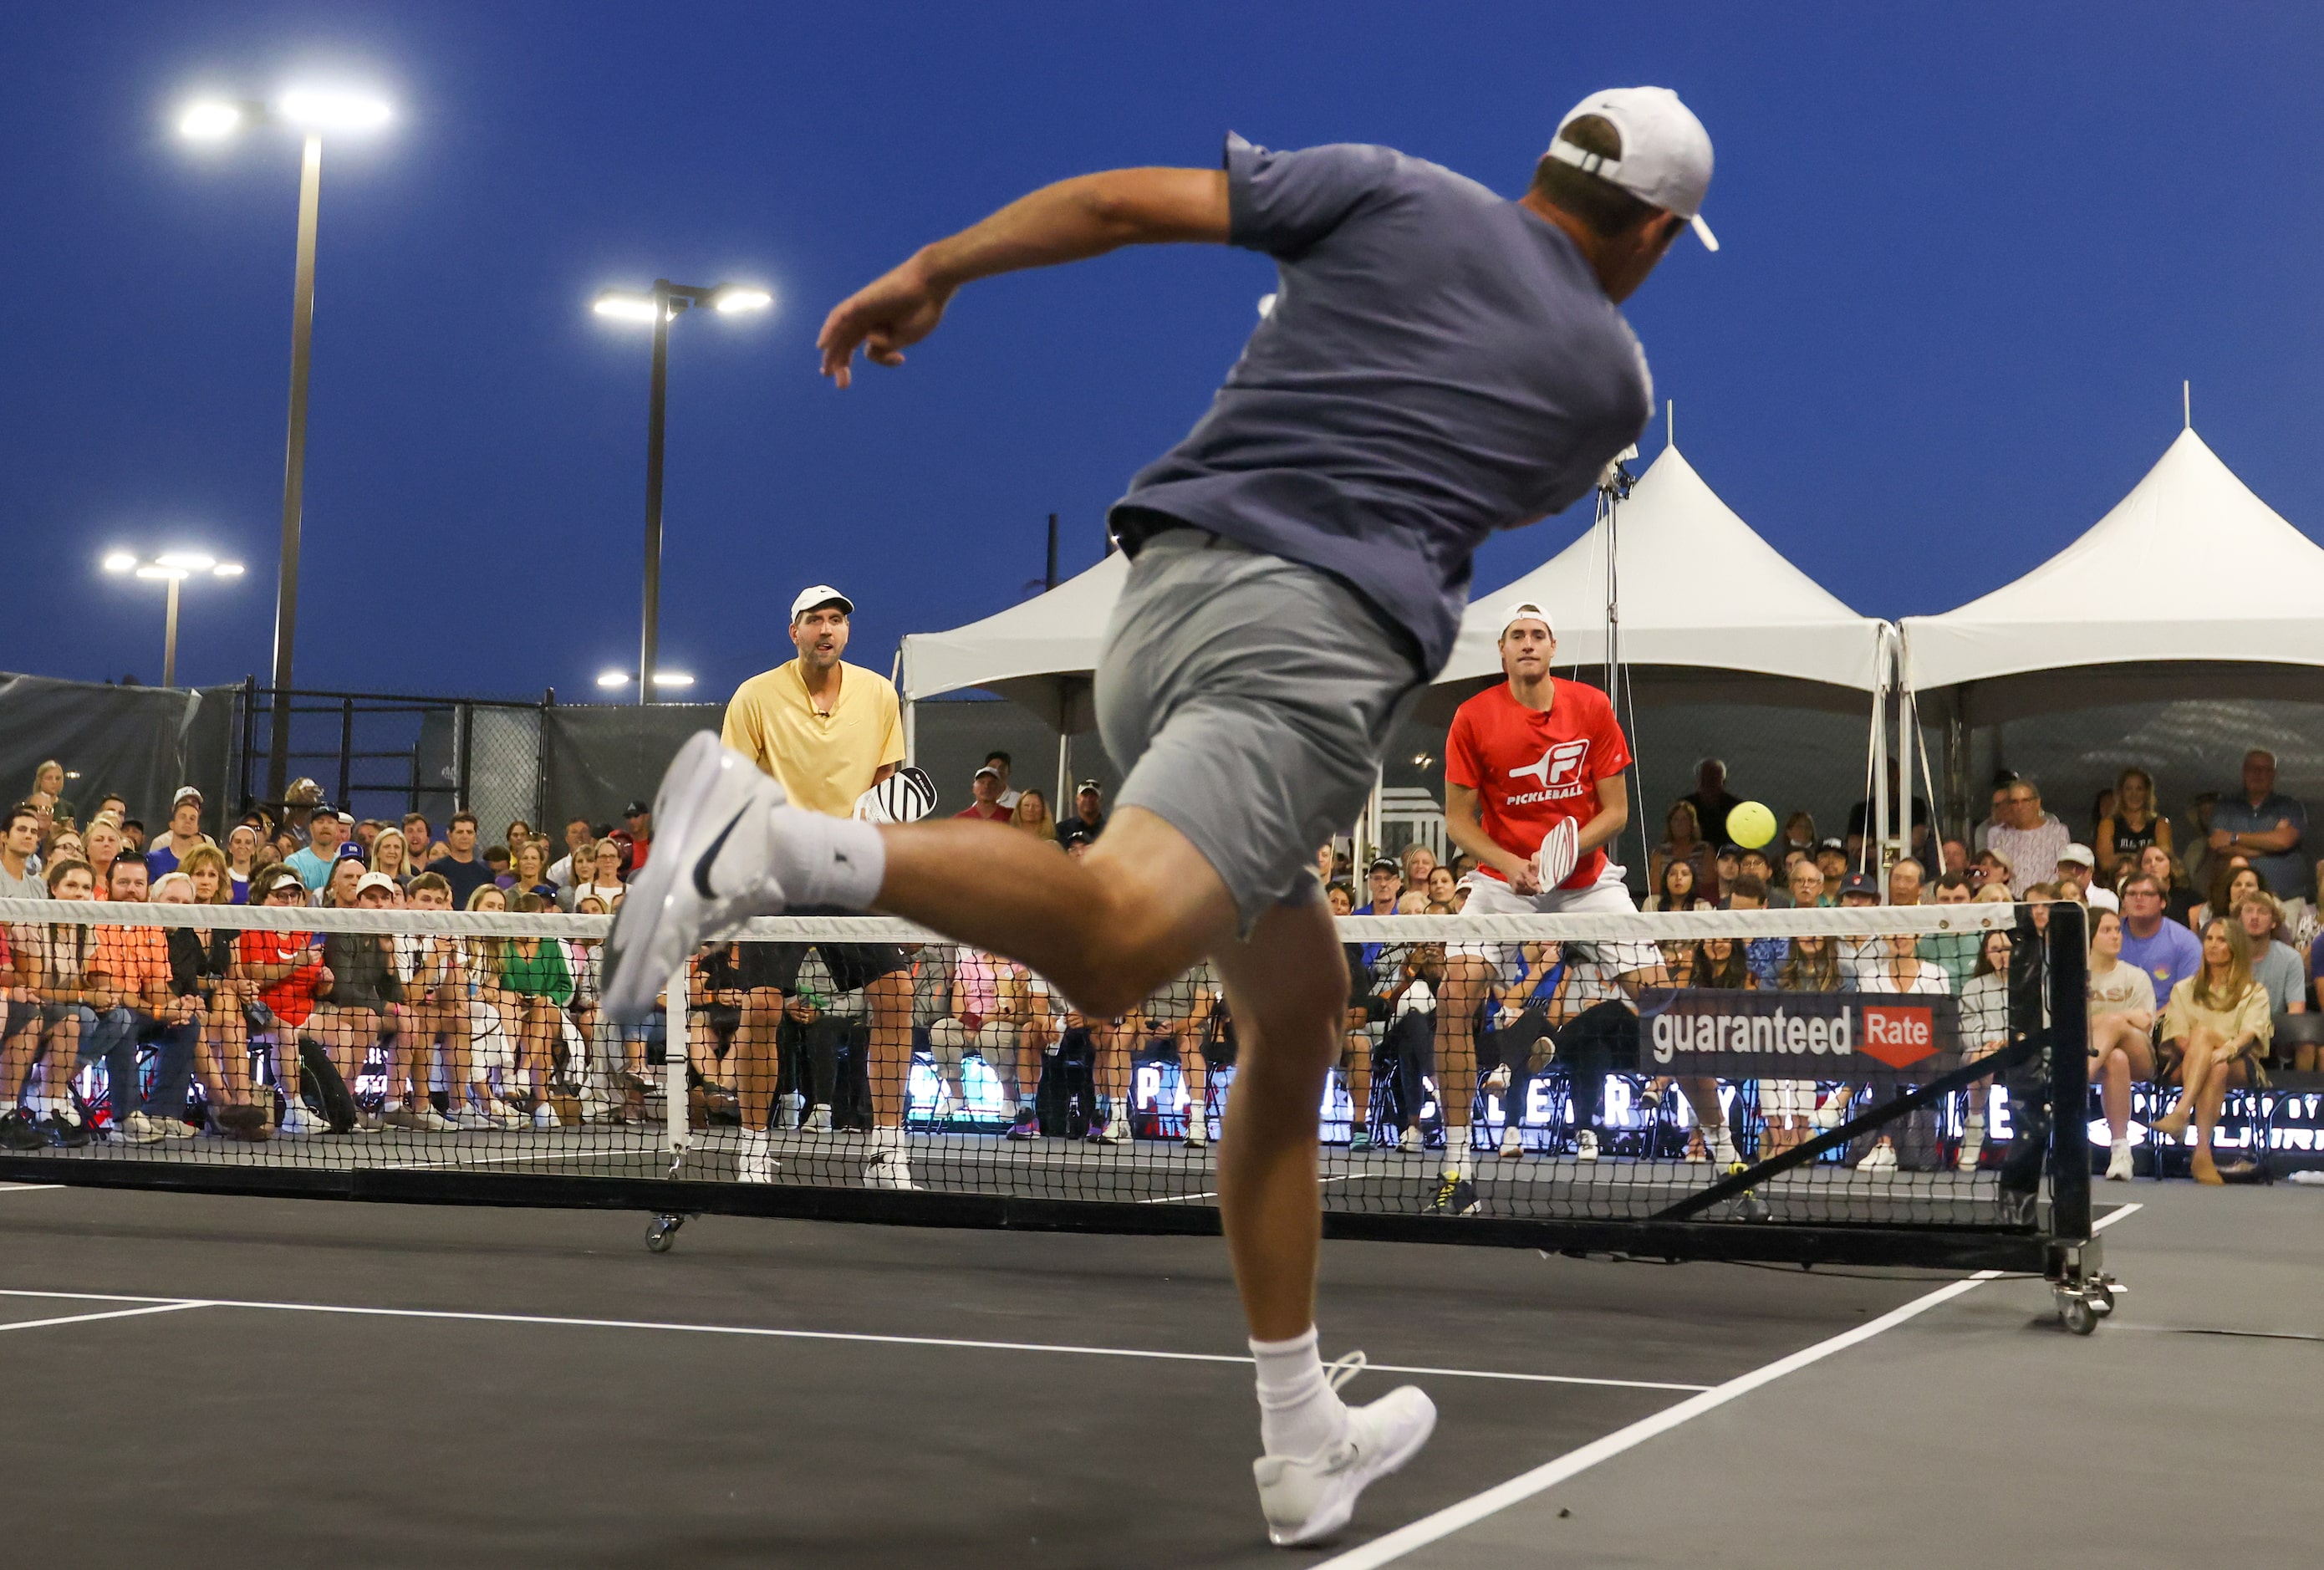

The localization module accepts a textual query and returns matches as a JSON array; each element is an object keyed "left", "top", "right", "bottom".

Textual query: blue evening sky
[{"left": 4, "top": 1, "right": 2319, "bottom": 699}]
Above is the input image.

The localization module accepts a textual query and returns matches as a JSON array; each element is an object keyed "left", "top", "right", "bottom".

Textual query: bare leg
[
  {"left": 1178, "top": 1021, "right": 1209, "bottom": 1124},
  {"left": 1210, "top": 900, "right": 1345, "bottom": 1341},
  {"left": 1433, "top": 956, "right": 1492, "bottom": 1164},
  {"left": 877, "top": 810, "right": 1235, "bottom": 1018},
  {"left": 736, "top": 989, "right": 781, "bottom": 1128},
  {"left": 1340, "top": 1036, "right": 1371, "bottom": 1138},
  {"left": 866, "top": 971, "right": 912, "bottom": 1129}
]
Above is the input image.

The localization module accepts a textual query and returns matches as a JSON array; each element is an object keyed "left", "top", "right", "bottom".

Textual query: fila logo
[
  {"left": 1858, "top": 1005, "right": 1937, "bottom": 1070},
  {"left": 1510, "top": 739, "right": 1589, "bottom": 790}
]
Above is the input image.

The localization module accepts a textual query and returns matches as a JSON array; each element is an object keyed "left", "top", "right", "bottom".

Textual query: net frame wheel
[
  {"left": 2056, "top": 1289, "right": 2097, "bottom": 1336},
  {"left": 2088, "top": 1280, "right": 2116, "bottom": 1318},
  {"left": 646, "top": 1214, "right": 687, "bottom": 1254}
]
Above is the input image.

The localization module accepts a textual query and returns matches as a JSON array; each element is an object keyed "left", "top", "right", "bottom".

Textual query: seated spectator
[
  {"left": 82, "top": 816, "right": 125, "bottom": 900},
  {"left": 1735, "top": 846, "right": 1776, "bottom": 895},
  {"left": 1722, "top": 875, "right": 1784, "bottom": 988},
  {"left": 1679, "top": 758, "right": 1743, "bottom": 848},
  {"left": 1925, "top": 873, "right": 1980, "bottom": 990},
  {"left": 1009, "top": 788, "right": 1057, "bottom": 842},
  {"left": 2192, "top": 860, "right": 2265, "bottom": 934},
  {"left": 1954, "top": 930, "right": 2014, "bottom": 1170},
  {"left": 0, "top": 803, "right": 42, "bottom": 900},
  {"left": 927, "top": 946, "right": 1040, "bottom": 1135},
  {"left": 1779, "top": 812, "right": 1817, "bottom": 864},
  {"left": 2096, "top": 766, "right": 2172, "bottom": 872},
  {"left": 401, "top": 812, "right": 442, "bottom": 864},
  {"left": 1987, "top": 777, "right": 2070, "bottom": 894},
  {"left": 1393, "top": 891, "right": 1431, "bottom": 915},
  {"left": 1056, "top": 780, "right": 1107, "bottom": 842},
  {"left": 1853, "top": 930, "right": 1950, "bottom": 1174},
  {"left": 1971, "top": 846, "right": 2013, "bottom": 895},
  {"left": 2210, "top": 749, "right": 2308, "bottom": 900},
  {"left": 1814, "top": 838, "right": 1848, "bottom": 890},
  {"left": 2052, "top": 844, "right": 2097, "bottom": 903},
  {"left": 547, "top": 816, "right": 594, "bottom": 890},
  {"left": 318, "top": 872, "right": 407, "bottom": 1132},
  {"left": 2115, "top": 870, "right": 2200, "bottom": 1017},
  {"left": 955, "top": 766, "right": 1012, "bottom": 823},
  {"left": 459, "top": 884, "right": 530, "bottom": 1129},
  {"left": 1710, "top": 844, "right": 1743, "bottom": 904},
  {"left": 1645, "top": 856, "right": 1708, "bottom": 913},
  {"left": 1783, "top": 856, "right": 1827, "bottom": 910},
  {"left": 1887, "top": 855, "right": 1927, "bottom": 907},
  {"left": 2155, "top": 918, "right": 2272, "bottom": 1183},
  {"left": 1424, "top": 865, "right": 1460, "bottom": 908},
  {"left": 1844, "top": 766, "right": 1932, "bottom": 862},
  {"left": 221, "top": 824, "right": 259, "bottom": 904},
  {"left": 90, "top": 856, "right": 199, "bottom": 1144},
  {"left": 1971, "top": 773, "right": 2016, "bottom": 854},
  {"left": 502, "top": 893, "right": 576, "bottom": 1128},
  {"left": 1939, "top": 839, "right": 1970, "bottom": 879},
  {"left": 2236, "top": 894, "right": 2306, "bottom": 1016},
  {"left": 144, "top": 787, "right": 211, "bottom": 878},
  {"left": 1399, "top": 842, "right": 1438, "bottom": 895},
  {"left": 2137, "top": 843, "right": 2200, "bottom": 928},
  {"left": 568, "top": 837, "right": 627, "bottom": 912},
  {"left": 150, "top": 868, "right": 261, "bottom": 1138},
  {"left": 119, "top": 818, "right": 147, "bottom": 854},
  {"left": 1834, "top": 872, "right": 1882, "bottom": 986},
  {"left": 1649, "top": 801, "right": 1715, "bottom": 907},
  {"left": 237, "top": 867, "right": 334, "bottom": 1137},
  {"left": 498, "top": 839, "right": 557, "bottom": 903},
  {"left": 29, "top": 761, "right": 74, "bottom": 828},
  {"left": 1760, "top": 935, "right": 1841, "bottom": 1155},
  {"left": 482, "top": 845, "right": 513, "bottom": 885},
  {"left": 2083, "top": 908, "right": 2158, "bottom": 1181},
  {"left": 283, "top": 806, "right": 349, "bottom": 892},
  {"left": 369, "top": 826, "right": 413, "bottom": 888},
  {"left": 389, "top": 876, "right": 487, "bottom": 1129}
]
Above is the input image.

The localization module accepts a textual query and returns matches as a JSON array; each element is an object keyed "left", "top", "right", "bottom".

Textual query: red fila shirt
[{"left": 1445, "top": 678, "right": 1632, "bottom": 890}]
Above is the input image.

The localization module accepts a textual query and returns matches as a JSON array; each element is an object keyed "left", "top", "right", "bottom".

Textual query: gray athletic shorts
[{"left": 1098, "top": 524, "right": 1428, "bottom": 927}]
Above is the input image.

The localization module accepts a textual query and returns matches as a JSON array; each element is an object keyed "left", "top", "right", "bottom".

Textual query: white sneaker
[
  {"left": 450, "top": 1104, "right": 496, "bottom": 1131},
  {"left": 1858, "top": 1140, "right": 1899, "bottom": 1175},
  {"left": 149, "top": 1112, "right": 196, "bottom": 1139},
  {"left": 1957, "top": 1115, "right": 1986, "bottom": 1173},
  {"left": 1399, "top": 1124, "right": 1424, "bottom": 1154},
  {"left": 1813, "top": 1088, "right": 1853, "bottom": 1130},
  {"left": 737, "top": 1129, "right": 775, "bottom": 1185},
  {"left": 486, "top": 1099, "right": 526, "bottom": 1131},
  {"left": 1496, "top": 1121, "right": 1524, "bottom": 1159},
  {"left": 278, "top": 1103, "right": 329, "bottom": 1138},
  {"left": 415, "top": 1105, "right": 458, "bottom": 1133},
  {"left": 533, "top": 1102, "right": 562, "bottom": 1130},
  {"left": 1251, "top": 1358, "right": 1437, "bottom": 1547},
  {"left": 1710, "top": 1127, "right": 1740, "bottom": 1169},
  {"left": 803, "top": 1103, "right": 833, "bottom": 1134},
  {"left": 1573, "top": 1129, "right": 1600, "bottom": 1162},
  {"left": 864, "top": 1150, "right": 917, "bottom": 1190},
  {"left": 115, "top": 1112, "right": 164, "bottom": 1145},
  {"left": 1183, "top": 1104, "right": 1208, "bottom": 1146},
  {"left": 772, "top": 1095, "right": 800, "bottom": 1132},
  {"left": 1481, "top": 1064, "right": 1510, "bottom": 1095},
  {"left": 1101, "top": 1114, "right": 1131, "bottom": 1145},
  {"left": 2105, "top": 1140, "right": 2134, "bottom": 1181},
  {"left": 602, "top": 732, "right": 791, "bottom": 1023}
]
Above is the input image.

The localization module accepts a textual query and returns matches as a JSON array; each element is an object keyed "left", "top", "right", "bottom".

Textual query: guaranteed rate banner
[{"left": 1639, "top": 988, "right": 1967, "bottom": 1080}]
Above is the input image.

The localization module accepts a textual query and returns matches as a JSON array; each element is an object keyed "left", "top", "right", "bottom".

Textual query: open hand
[{"left": 817, "top": 258, "right": 954, "bottom": 387}]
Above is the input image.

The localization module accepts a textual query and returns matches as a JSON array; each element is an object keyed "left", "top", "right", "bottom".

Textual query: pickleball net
[{"left": 0, "top": 897, "right": 2092, "bottom": 1273}]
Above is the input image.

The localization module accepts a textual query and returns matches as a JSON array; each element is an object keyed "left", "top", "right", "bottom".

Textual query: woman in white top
[
  {"left": 2084, "top": 907, "right": 2157, "bottom": 1182},
  {"left": 1855, "top": 932, "right": 1949, "bottom": 1175},
  {"left": 568, "top": 838, "right": 628, "bottom": 914},
  {"left": 1954, "top": 930, "right": 2013, "bottom": 1173}
]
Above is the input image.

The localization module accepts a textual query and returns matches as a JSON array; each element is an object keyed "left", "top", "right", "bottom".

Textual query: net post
[
  {"left": 2046, "top": 902, "right": 2092, "bottom": 1243},
  {"left": 665, "top": 956, "right": 690, "bottom": 1161}
]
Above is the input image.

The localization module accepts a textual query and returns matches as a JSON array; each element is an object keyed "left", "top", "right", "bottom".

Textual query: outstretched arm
[{"left": 817, "top": 167, "right": 1230, "bottom": 385}]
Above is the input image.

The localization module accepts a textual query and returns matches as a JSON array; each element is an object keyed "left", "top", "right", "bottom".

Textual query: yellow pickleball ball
[{"left": 1726, "top": 801, "right": 1777, "bottom": 849}]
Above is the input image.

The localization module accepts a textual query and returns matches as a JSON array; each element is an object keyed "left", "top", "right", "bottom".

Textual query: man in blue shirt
[
  {"left": 609, "top": 85, "right": 1715, "bottom": 1544},
  {"left": 2118, "top": 874, "right": 2201, "bottom": 1001},
  {"left": 282, "top": 807, "right": 348, "bottom": 893},
  {"left": 2209, "top": 749, "right": 2307, "bottom": 900}
]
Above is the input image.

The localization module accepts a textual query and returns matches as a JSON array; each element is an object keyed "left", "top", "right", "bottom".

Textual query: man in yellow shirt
[{"left": 718, "top": 586, "right": 916, "bottom": 1186}]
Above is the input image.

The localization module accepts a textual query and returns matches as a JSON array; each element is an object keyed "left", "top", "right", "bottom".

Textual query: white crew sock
[
  {"left": 1250, "top": 1326, "right": 1348, "bottom": 1460},
  {"left": 762, "top": 805, "right": 884, "bottom": 911},
  {"left": 1444, "top": 1144, "right": 1473, "bottom": 1180},
  {"left": 870, "top": 1124, "right": 904, "bottom": 1151}
]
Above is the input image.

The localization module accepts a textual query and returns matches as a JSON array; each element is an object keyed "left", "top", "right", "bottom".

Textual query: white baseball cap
[
  {"left": 1501, "top": 601, "right": 1555, "bottom": 637},
  {"left": 790, "top": 584, "right": 854, "bottom": 622},
  {"left": 2057, "top": 843, "right": 2096, "bottom": 869},
  {"left": 354, "top": 871, "right": 399, "bottom": 899},
  {"left": 1547, "top": 86, "right": 1718, "bottom": 252}
]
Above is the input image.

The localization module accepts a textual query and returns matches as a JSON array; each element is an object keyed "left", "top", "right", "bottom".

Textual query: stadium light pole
[
  {"left": 593, "top": 282, "right": 772, "bottom": 704},
  {"left": 102, "top": 550, "right": 247, "bottom": 688},
  {"left": 177, "top": 87, "right": 392, "bottom": 793}
]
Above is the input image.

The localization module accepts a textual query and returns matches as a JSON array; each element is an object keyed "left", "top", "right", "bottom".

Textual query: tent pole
[{"left": 1056, "top": 683, "right": 1072, "bottom": 814}]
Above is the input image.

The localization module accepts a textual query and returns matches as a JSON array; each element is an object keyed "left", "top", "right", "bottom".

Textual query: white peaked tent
[
  {"left": 1903, "top": 426, "right": 2324, "bottom": 690},
  {"left": 898, "top": 551, "right": 1128, "bottom": 798},
  {"left": 1439, "top": 443, "right": 1888, "bottom": 691},
  {"left": 1900, "top": 426, "right": 2324, "bottom": 857}
]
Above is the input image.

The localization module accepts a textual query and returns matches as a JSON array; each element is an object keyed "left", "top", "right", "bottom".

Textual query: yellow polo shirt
[{"left": 722, "top": 660, "right": 904, "bottom": 818}]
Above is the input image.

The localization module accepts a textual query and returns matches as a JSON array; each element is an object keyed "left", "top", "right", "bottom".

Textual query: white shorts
[
  {"left": 466, "top": 1001, "right": 516, "bottom": 1075},
  {"left": 1454, "top": 865, "right": 1663, "bottom": 977}
]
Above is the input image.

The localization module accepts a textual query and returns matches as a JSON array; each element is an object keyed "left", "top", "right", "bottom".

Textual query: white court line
[
  {"left": 1315, "top": 1201, "right": 2148, "bottom": 1569},
  {"left": 1139, "top": 1174, "right": 1353, "bottom": 1206},
  {"left": 0, "top": 1184, "right": 62, "bottom": 1194},
  {"left": 0, "top": 1288, "right": 1705, "bottom": 1391},
  {"left": 0, "top": 1301, "right": 206, "bottom": 1333}
]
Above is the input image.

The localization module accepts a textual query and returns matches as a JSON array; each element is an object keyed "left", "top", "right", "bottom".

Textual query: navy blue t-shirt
[{"left": 1114, "top": 135, "right": 1654, "bottom": 674}]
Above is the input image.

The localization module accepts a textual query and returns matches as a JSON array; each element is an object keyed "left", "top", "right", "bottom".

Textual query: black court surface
[{"left": 1, "top": 1182, "right": 2311, "bottom": 1568}]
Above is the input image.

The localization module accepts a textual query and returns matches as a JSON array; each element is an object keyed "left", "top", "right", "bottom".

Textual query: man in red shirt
[
  {"left": 1438, "top": 604, "right": 1735, "bottom": 1200},
  {"left": 954, "top": 767, "right": 1012, "bottom": 823}
]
